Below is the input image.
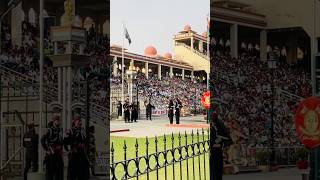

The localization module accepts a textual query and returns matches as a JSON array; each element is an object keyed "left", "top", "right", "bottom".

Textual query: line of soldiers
[
  {"left": 123, "top": 101, "right": 139, "bottom": 123},
  {"left": 117, "top": 100, "right": 155, "bottom": 122},
  {"left": 22, "top": 114, "right": 95, "bottom": 180},
  {"left": 168, "top": 98, "right": 182, "bottom": 124}
]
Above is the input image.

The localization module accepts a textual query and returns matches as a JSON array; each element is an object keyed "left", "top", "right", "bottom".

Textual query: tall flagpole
[
  {"left": 38, "top": 0, "right": 44, "bottom": 173},
  {"left": 207, "top": 14, "right": 210, "bottom": 90},
  {"left": 121, "top": 23, "right": 125, "bottom": 120}
]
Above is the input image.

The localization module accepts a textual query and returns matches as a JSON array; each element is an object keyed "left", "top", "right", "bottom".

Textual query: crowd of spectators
[
  {"left": 110, "top": 71, "right": 207, "bottom": 115},
  {"left": 136, "top": 72, "right": 207, "bottom": 114},
  {"left": 0, "top": 21, "right": 109, "bottom": 108},
  {"left": 210, "top": 39, "right": 311, "bottom": 164}
]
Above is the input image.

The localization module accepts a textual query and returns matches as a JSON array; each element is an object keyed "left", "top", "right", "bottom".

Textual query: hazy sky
[{"left": 110, "top": 0, "right": 209, "bottom": 56}]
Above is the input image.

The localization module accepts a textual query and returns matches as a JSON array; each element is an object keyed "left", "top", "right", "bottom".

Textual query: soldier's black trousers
[
  {"left": 211, "top": 147, "right": 223, "bottom": 180},
  {"left": 24, "top": 157, "right": 38, "bottom": 180},
  {"left": 175, "top": 114, "right": 180, "bottom": 124},
  {"left": 169, "top": 115, "right": 173, "bottom": 124},
  {"left": 45, "top": 153, "right": 64, "bottom": 180},
  {"left": 68, "top": 152, "right": 90, "bottom": 180}
]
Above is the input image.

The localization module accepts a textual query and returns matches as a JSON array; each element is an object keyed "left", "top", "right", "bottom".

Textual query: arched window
[
  {"left": 74, "top": 15, "right": 81, "bottom": 27},
  {"left": 28, "top": 8, "right": 36, "bottom": 25},
  {"left": 103, "top": 20, "right": 109, "bottom": 35},
  {"left": 83, "top": 17, "right": 95, "bottom": 31}
]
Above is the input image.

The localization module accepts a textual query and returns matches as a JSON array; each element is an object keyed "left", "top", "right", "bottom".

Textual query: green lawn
[{"left": 110, "top": 132, "right": 210, "bottom": 180}]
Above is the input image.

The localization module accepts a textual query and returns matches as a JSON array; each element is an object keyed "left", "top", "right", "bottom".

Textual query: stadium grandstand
[
  {"left": 210, "top": 0, "right": 319, "bottom": 167},
  {"left": 0, "top": 0, "right": 109, "bottom": 178},
  {"left": 110, "top": 25, "right": 210, "bottom": 118}
]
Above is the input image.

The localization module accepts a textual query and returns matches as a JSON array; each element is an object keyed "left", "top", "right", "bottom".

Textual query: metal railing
[
  {"left": 0, "top": 67, "right": 107, "bottom": 126},
  {"left": 110, "top": 129, "right": 210, "bottom": 180},
  {"left": 279, "top": 90, "right": 303, "bottom": 103}
]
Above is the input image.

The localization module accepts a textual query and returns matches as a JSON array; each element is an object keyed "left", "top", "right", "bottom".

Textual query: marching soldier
[
  {"left": 124, "top": 100, "right": 130, "bottom": 123},
  {"left": 41, "top": 115, "right": 64, "bottom": 180},
  {"left": 23, "top": 124, "right": 39, "bottom": 180},
  {"left": 168, "top": 99, "right": 174, "bottom": 124},
  {"left": 146, "top": 100, "right": 155, "bottom": 121},
  {"left": 130, "top": 103, "right": 138, "bottom": 122},
  {"left": 175, "top": 98, "right": 182, "bottom": 124},
  {"left": 210, "top": 111, "right": 232, "bottom": 180},
  {"left": 117, "top": 101, "right": 122, "bottom": 118},
  {"left": 65, "top": 117, "right": 90, "bottom": 180}
]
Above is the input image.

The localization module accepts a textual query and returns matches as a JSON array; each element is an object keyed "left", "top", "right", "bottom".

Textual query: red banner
[
  {"left": 295, "top": 96, "right": 320, "bottom": 149},
  {"left": 201, "top": 91, "right": 210, "bottom": 110}
]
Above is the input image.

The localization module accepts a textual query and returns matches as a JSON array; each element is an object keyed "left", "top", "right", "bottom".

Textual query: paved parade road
[
  {"left": 111, "top": 115, "right": 208, "bottom": 137},
  {"left": 225, "top": 168, "right": 303, "bottom": 180}
]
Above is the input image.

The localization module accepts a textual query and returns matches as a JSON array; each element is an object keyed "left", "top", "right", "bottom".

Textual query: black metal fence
[{"left": 110, "top": 129, "right": 210, "bottom": 180}]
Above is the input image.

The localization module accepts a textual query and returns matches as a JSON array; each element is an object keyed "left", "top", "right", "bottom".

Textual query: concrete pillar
[
  {"left": 199, "top": 40, "right": 204, "bottom": 52},
  {"left": 113, "top": 56, "right": 118, "bottom": 77},
  {"left": 170, "top": 67, "right": 173, "bottom": 78},
  {"left": 145, "top": 62, "right": 149, "bottom": 79},
  {"left": 182, "top": 69, "right": 185, "bottom": 80},
  {"left": 62, "top": 67, "right": 67, "bottom": 132},
  {"left": 191, "top": 37, "right": 194, "bottom": 51},
  {"left": 230, "top": 24, "right": 238, "bottom": 58},
  {"left": 158, "top": 64, "right": 162, "bottom": 80},
  {"left": 260, "top": 29, "right": 267, "bottom": 61},
  {"left": 11, "top": 2, "right": 23, "bottom": 46},
  {"left": 58, "top": 68, "right": 62, "bottom": 103},
  {"left": 67, "top": 67, "right": 72, "bottom": 129},
  {"left": 288, "top": 32, "right": 298, "bottom": 64},
  {"left": 191, "top": 71, "right": 194, "bottom": 81}
]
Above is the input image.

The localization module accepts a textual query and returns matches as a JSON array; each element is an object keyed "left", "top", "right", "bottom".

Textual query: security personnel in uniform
[
  {"left": 146, "top": 100, "right": 155, "bottom": 120},
  {"left": 168, "top": 99, "right": 174, "bottom": 124},
  {"left": 65, "top": 117, "right": 90, "bottom": 180},
  {"left": 175, "top": 98, "right": 182, "bottom": 124},
  {"left": 130, "top": 103, "right": 138, "bottom": 122},
  {"left": 123, "top": 101, "right": 130, "bottom": 123},
  {"left": 117, "top": 101, "right": 122, "bottom": 118},
  {"left": 41, "top": 115, "right": 64, "bottom": 180},
  {"left": 23, "top": 124, "right": 39, "bottom": 180},
  {"left": 210, "top": 111, "right": 232, "bottom": 180}
]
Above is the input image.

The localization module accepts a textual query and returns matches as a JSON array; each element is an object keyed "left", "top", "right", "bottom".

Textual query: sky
[{"left": 110, "top": 0, "right": 209, "bottom": 56}]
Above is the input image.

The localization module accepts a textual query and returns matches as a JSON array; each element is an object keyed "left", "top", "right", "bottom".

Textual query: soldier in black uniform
[
  {"left": 41, "top": 115, "right": 64, "bottom": 180},
  {"left": 65, "top": 117, "right": 90, "bottom": 180},
  {"left": 145, "top": 100, "right": 155, "bottom": 120},
  {"left": 117, "top": 101, "right": 122, "bottom": 118},
  {"left": 23, "top": 124, "right": 39, "bottom": 180},
  {"left": 168, "top": 99, "right": 174, "bottom": 124},
  {"left": 210, "top": 111, "right": 232, "bottom": 180},
  {"left": 175, "top": 98, "right": 182, "bottom": 124},
  {"left": 123, "top": 101, "right": 130, "bottom": 123},
  {"left": 130, "top": 103, "right": 138, "bottom": 122}
]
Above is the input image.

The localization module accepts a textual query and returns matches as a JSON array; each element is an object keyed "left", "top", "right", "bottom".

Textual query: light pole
[
  {"left": 0, "top": 0, "right": 22, "bottom": 54},
  {"left": 268, "top": 50, "right": 277, "bottom": 168}
]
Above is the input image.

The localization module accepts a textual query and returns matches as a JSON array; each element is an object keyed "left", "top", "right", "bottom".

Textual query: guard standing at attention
[
  {"left": 124, "top": 100, "right": 131, "bottom": 123},
  {"left": 130, "top": 103, "right": 138, "bottom": 122},
  {"left": 65, "top": 117, "right": 90, "bottom": 180},
  {"left": 41, "top": 115, "right": 64, "bottom": 180},
  {"left": 117, "top": 101, "right": 122, "bottom": 118},
  {"left": 210, "top": 111, "right": 232, "bottom": 180},
  {"left": 168, "top": 99, "right": 174, "bottom": 124},
  {"left": 175, "top": 98, "right": 182, "bottom": 124},
  {"left": 23, "top": 123, "right": 39, "bottom": 180},
  {"left": 145, "top": 100, "right": 155, "bottom": 121}
]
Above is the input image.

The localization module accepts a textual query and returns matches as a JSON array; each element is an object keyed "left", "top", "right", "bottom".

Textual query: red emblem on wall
[
  {"left": 295, "top": 96, "right": 320, "bottom": 149},
  {"left": 201, "top": 91, "right": 210, "bottom": 110}
]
